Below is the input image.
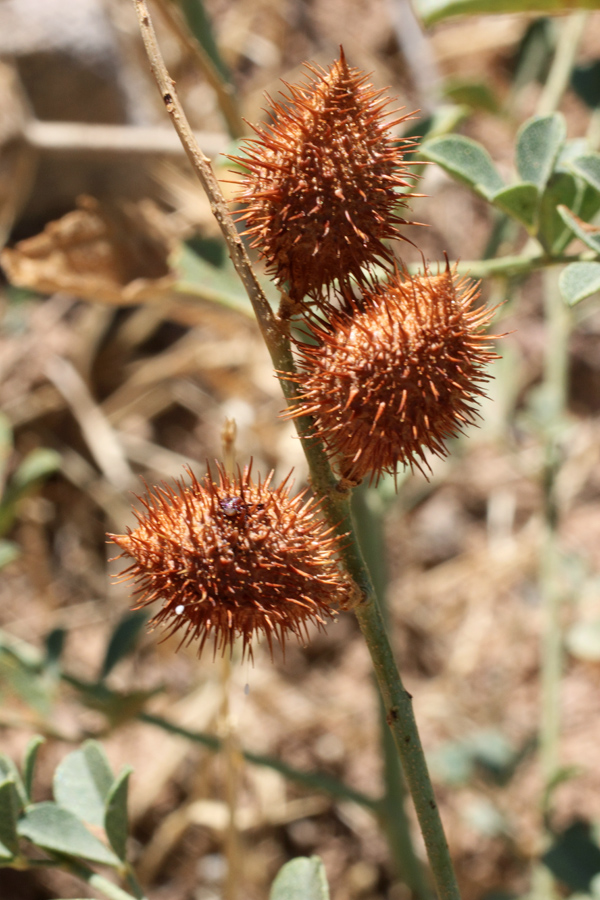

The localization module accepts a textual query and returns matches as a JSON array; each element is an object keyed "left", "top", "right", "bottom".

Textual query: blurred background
[{"left": 2, "top": 1, "right": 600, "bottom": 898}]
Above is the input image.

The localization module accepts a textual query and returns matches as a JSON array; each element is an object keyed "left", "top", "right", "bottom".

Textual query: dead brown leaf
[{"left": 0, "top": 194, "right": 176, "bottom": 304}]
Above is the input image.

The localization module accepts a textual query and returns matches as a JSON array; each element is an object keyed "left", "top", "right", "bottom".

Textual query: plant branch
[
  {"left": 132, "top": 0, "right": 276, "bottom": 347},
  {"left": 23, "top": 120, "right": 227, "bottom": 159},
  {"left": 154, "top": 0, "right": 244, "bottom": 139},
  {"left": 63, "top": 859, "right": 146, "bottom": 900},
  {"left": 132, "top": 4, "right": 461, "bottom": 897},
  {"left": 445, "top": 251, "right": 597, "bottom": 281},
  {"left": 139, "top": 711, "right": 380, "bottom": 811}
]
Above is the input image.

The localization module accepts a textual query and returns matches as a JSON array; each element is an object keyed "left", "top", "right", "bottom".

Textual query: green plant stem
[
  {"left": 13, "top": 857, "right": 142, "bottom": 900},
  {"left": 59, "top": 859, "right": 146, "bottom": 900},
  {"left": 537, "top": 11, "right": 588, "bottom": 116},
  {"left": 539, "top": 271, "right": 569, "bottom": 798},
  {"left": 138, "top": 711, "right": 380, "bottom": 811},
  {"left": 449, "top": 250, "right": 595, "bottom": 281},
  {"left": 156, "top": 0, "right": 244, "bottom": 139},
  {"left": 353, "top": 597, "right": 459, "bottom": 900},
  {"left": 66, "top": 867, "right": 145, "bottom": 900},
  {"left": 124, "top": 864, "right": 148, "bottom": 900},
  {"left": 353, "top": 487, "right": 432, "bottom": 899},
  {"left": 131, "top": 4, "right": 461, "bottom": 896}
]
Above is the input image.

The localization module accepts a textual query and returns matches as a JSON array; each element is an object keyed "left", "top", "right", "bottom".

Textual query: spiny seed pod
[
  {"left": 108, "top": 465, "right": 347, "bottom": 660},
  {"left": 230, "top": 48, "right": 420, "bottom": 301},
  {"left": 284, "top": 265, "right": 500, "bottom": 482}
]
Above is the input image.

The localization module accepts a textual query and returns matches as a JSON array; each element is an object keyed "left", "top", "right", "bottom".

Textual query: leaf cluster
[
  {"left": 422, "top": 113, "right": 600, "bottom": 305},
  {"left": 0, "top": 737, "right": 132, "bottom": 888}
]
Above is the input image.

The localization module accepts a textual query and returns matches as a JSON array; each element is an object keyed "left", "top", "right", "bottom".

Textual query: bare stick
[
  {"left": 23, "top": 120, "right": 226, "bottom": 158},
  {"left": 132, "top": 0, "right": 277, "bottom": 348}
]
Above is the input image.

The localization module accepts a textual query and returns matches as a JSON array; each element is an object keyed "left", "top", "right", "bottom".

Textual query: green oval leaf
[
  {"left": 516, "top": 114, "right": 566, "bottom": 191},
  {"left": 100, "top": 612, "right": 147, "bottom": 681},
  {"left": 559, "top": 262, "right": 600, "bottom": 306},
  {"left": 556, "top": 138, "right": 590, "bottom": 172},
  {"left": 53, "top": 742, "right": 114, "bottom": 828},
  {"left": 0, "top": 779, "right": 21, "bottom": 859},
  {"left": 0, "top": 754, "right": 27, "bottom": 809},
  {"left": 571, "top": 153, "right": 600, "bottom": 194},
  {"left": 542, "top": 821, "right": 600, "bottom": 894},
  {"left": 572, "top": 60, "right": 600, "bottom": 109},
  {"left": 491, "top": 182, "right": 539, "bottom": 231},
  {"left": 11, "top": 448, "right": 61, "bottom": 492},
  {"left": 18, "top": 802, "right": 120, "bottom": 866},
  {"left": 420, "top": 135, "right": 504, "bottom": 199},
  {"left": 23, "top": 736, "right": 45, "bottom": 801},
  {"left": 269, "top": 856, "right": 330, "bottom": 900},
  {"left": 539, "top": 171, "right": 578, "bottom": 253},
  {"left": 104, "top": 768, "right": 132, "bottom": 861}
]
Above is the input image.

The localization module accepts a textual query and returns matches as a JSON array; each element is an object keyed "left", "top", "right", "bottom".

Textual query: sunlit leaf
[
  {"left": 516, "top": 114, "right": 566, "bottom": 191},
  {"left": 491, "top": 183, "right": 539, "bottom": 231},
  {"left": 269, "top": 856, "right": 330, "bottom": 900},
  {"left": 420, "top": 135, "right": 504, "bottom": 198},
  {"left": 18, "top": 802, "right": 120, "bottom": 866},
  {"left": 571, "top": 153, "right": 600, "bottom": 194},
  {"left": 559, "top": 262, "right": 600, "bottom": 306},
  {"left": 556, "top": 138, "right": 592, "bottom": 172},
  {"left": 53, "top": 742, "right": 114, "bottom": 828}
]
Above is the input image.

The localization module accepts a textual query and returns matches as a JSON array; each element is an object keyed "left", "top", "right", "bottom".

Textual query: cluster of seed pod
[
  {"left": 110, "top": 50, "right": 499, "bottom": 658},
  {"left": 234, "top": 48, "right": 499, "bottom": 484}
]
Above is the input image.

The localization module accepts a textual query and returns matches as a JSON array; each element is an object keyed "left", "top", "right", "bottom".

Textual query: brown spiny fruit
[
  {"left": 230, "top": 48, "right": 420, "bottom": 301},
  {"left": 284, "top": 265, "right": 500, "bottom": 482},
  {"left": 109, "top": 465, "right": 347, "bottom": 660}
]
